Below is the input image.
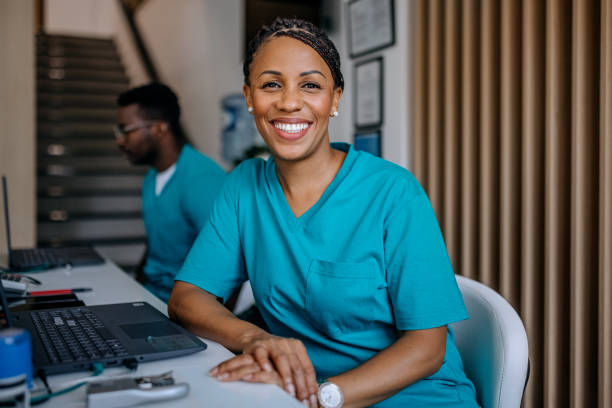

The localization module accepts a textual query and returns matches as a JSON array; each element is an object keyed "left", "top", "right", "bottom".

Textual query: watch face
[{"left": 318, "top": 382, "right": 343, "bottom": 408}]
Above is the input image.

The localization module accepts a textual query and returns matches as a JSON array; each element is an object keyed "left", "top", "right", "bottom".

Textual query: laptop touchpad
[{"left": 119, "top": 321, "right": 180, "bottom": 339}]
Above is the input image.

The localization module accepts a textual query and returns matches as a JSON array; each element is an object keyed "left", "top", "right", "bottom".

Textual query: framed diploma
[
  {"left": 354, "top": 56, "right": 383, "bottom": 129},
  {"left": 354, "top": 129, "right": 381, "bottom": 157},
  {"left": 348, "top": 0, "right": 395, "bottom": 58}
]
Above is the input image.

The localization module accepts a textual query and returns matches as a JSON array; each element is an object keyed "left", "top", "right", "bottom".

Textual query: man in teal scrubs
[
  {"left": 176, "top": 143, "right": 477, "bottom": 407},
  {"left": 116, "top": 83, "right": 225, "bottom": 302}
]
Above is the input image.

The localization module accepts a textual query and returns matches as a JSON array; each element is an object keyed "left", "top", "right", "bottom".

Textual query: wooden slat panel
[
  {"left": 571, "top": 0, "right": 599, "bottom": 406},
  {"left": 411, "top": 1, "right": 608, "bottom": 406},
  {"left": 461, "top": 0, "right": 480, "bottom": 280},
  {"left": 521, "top": 1, "right": 546, "bottom": 407},
  {"left": 427, "top": 0, "right": 444, "bottom": 222},
  {"left": 443, "top": 0, "right": 461, "bottom": 272},
  {"left": 544, "top": 0, "right": 572, "bottom": 406},
  {"left": 599, "top": 1, "right": 612, "bottom": 406},
  {"left": 479, "top": 0, "right": 500, "bottom": 288},
  {"left": 412, "top": 0, "right": 428, "bottom": 185},
  {"left": 499, "top": 0, "right": 522, "bottom": 310}
]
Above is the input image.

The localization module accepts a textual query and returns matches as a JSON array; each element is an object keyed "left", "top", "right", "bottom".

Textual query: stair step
[
  {"left": 39, "top": 188, "right": 141, "bottom": 198},
  {"left": 38, "top": 122, "right": 113, "bottom": 138},
  {"left": 38, "top": 218, "right": 145, "bottom": 243},
  {"left": 37, "top": 44, "right": 119, "bottom": 59},
  {"left": 39, "top": 195, "right": 142, "bottom": 215},
  {"left": 38, "top": 175, "right": 143, "bottom": 195},
  {"left": 38, "top": 92, "right": 117, "bottom": 108},
  {"left": 38, "top": 163, "right": 146, "bottom": 177},
  {"left": 94, "top": 242, "right": 146, "bottom": 268},
  {"left": 38, "top": 107, "right": 117, "bottom": 123},
  {"left": 38, "top": 79, "right": 128, "bottom": 95},
  {"left": 39, "top": 138, "right": 119, "bottom": 156},
  {"left": 38, "top": 211, "right": 141, "bottom": 222},
  {"left": 39, "top": 236, "right": 146, "bottom": 248},
  {"left": 39, "top": 155, "right": 130, "bottom": 168},
  {"left": 37, "top": 55, "right": 123, "bottom": 70},
  {"left": 38, "top": 67, "right": 129, "bottom": 83},
  {"left": 37, "top": 34, "right": 115, "bottom": 49}
]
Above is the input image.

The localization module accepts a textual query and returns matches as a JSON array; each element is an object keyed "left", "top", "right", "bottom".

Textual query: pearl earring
[
  {"left": 247, "top": 107, "right": 253, "bottom": 113},
  {"left": 332, "top": 111, "right": 339, "bottom": 117}
]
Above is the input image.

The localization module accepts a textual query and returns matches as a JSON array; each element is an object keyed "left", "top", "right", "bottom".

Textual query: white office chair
[{"left": 451, "top": 275, "right": 529, "bottom": 408}]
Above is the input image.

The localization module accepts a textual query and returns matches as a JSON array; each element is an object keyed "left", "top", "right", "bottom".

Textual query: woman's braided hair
[{"left": 243, "top": 17, "right": 344, "bottom": 90}]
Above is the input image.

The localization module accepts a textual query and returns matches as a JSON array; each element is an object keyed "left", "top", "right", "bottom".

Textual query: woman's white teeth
[{"left": 275, "top": 122, "right": 309, "bottom": 133}]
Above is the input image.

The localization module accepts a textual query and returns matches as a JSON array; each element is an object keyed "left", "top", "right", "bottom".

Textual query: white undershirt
[{"left": 155, "top": 163, "right": 177, "bottom": 196}]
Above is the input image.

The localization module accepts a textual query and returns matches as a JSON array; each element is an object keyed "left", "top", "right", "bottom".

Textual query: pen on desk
[{"left": 28, "top": 288, "right": 93, "bottom": 296}]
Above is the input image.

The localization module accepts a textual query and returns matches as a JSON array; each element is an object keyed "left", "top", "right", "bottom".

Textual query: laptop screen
[
  {"left": 0, "top": 276, "right": 12, "bottom": 328},
  {"left": 0, "top": 175, "right": 10, "bottom": 271}
]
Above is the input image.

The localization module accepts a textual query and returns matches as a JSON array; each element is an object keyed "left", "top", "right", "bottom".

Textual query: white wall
[
  {"left": 329, "top": 0, "right": 412, "bottom": 169},
  {"left": 135, "top": 0, "right": 244, "bottom": 169},
  {"left": 41, "top": 0, "right": 412, "bottom": 171},
  {"left": 324, "top": 0, "right": 351, "bottom": 149},
  {"left": 0, "top": 0, "right": 36, "bottom": 253},
  {"left": 45, "top": 0, "right": 116, "bottom": 37}
]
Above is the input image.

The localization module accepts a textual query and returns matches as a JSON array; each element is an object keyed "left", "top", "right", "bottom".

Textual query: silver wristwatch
[{"left": 317, "top": 381, "right": 344, "bottom": 408}]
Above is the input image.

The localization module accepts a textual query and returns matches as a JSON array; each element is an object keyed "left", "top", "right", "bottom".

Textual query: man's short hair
[{"left": 117, "top": 82, "right": 185, "bottom": 142}]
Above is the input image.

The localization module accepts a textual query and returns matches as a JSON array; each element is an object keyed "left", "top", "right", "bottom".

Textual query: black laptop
[
  {"left": 0, "top": 279, "right": 207, "bottom": 375},
  {"left": 2, "top": 175, "right": 105, "bottom": 271}
]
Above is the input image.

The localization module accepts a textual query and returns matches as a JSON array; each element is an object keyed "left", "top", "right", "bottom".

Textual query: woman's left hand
[{"left": 210, "top": 354, "right": 319, "bottom": 407}]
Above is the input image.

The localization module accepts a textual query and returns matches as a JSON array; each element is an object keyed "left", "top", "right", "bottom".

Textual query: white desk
[{"left": 23, "top": 261, "right": 302, "bottom": 407}]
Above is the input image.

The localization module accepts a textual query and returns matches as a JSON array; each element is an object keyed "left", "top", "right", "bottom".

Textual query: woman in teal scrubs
[{"left": 169, "top": 17, "right": 478, "bottom": 408}]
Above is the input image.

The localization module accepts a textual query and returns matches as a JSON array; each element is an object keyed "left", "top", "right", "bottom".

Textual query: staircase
[{"left": 36, "top": 34, "right": 146, "bottom": 273}]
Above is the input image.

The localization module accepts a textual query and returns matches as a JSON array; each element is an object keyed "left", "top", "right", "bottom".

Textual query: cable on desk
[
  {"left": 31, "top": 363, "right": 105, "bottom": 405},
  {"left": 36, "top": 369, "right": 52, "bottom": 395}
]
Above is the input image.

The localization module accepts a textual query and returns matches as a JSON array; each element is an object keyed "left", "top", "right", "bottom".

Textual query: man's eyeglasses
[{"left": 113, "top": 121, "right": 158, "bottom": 142}]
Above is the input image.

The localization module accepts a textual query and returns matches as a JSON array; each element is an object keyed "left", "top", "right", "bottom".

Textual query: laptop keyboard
[
  {"left": 31, "top": 308, "right": 128, "bottom": 364},
  {"left": 12, "top": 249, "right": 59, "bottom": 268}
]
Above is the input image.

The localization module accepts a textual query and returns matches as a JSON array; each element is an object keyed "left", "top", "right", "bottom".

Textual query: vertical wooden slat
[
  {"left": 412, "top": 0, "right": 428, "bottom": 186},
  {"left": 427, "top": 0, "right": 444, "bottom": 222},
  {"left": 571, "top": 0, "right": 599, "bottom": 406},
  {"left": 521, "top": 1, "right": 546, "bottom": 407},
  {"left": 412, "top": 1, "right": 607, "bottom": 406},
  {"left": 461, "top": 0, "right": 480, "bottom": 280},
  {"left": 479, "top": 0, "right": 500, "bottom": 288},
  {"left": 599, "top": 0, "right": 612, "bottom": 406},
  {"left": 544, "top": 0, "right": 572, "bottom": 406},
  {"left": 499, "top": 0, "right": 522, "bottom": 310},
  {"left": 443, "top": 0, "right": 461, "bottom": 273}
]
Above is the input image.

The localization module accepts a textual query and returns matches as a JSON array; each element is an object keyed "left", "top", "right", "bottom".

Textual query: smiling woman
[
  {"left": 243, "top": 35, "right": 344, "bottom": 217},
  {"left": 244, "top": 36, "right": 341, "bottom": 162},
  {"left": 168, "top": 17, "right": 479, "bottom": 408}
]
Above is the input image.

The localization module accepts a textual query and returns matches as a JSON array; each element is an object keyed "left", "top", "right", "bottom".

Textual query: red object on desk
[{"left": 28, "top": 288, "right": 93, "bottom": 296}]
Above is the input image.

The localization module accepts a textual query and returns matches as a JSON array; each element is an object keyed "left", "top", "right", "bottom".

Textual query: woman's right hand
[
  {"left": 169, "top": 284, "right": 318, "bottom": 405},
  {"left": 212, "top": 333, "right": 319, "bottom": 405}
]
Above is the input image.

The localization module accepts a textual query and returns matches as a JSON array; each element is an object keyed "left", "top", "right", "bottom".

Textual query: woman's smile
[{"left": 271, "top": 118, "right": 313, "bottom": 141}]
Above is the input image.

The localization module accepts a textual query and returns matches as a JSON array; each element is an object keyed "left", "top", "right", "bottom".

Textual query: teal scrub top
[
  {"left": 142, "top": 144, "right": 225, "bottom": 302},
  {"left": 177, "top": 143, "right": 478, "bottom": 407}
]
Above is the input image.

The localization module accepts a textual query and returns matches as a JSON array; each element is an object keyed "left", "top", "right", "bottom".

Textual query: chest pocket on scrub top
[{"left": 305, "top": 259, "right": 390, "bottom": 336}]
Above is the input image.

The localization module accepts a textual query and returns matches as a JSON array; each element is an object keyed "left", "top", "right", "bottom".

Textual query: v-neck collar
[
  {"left": 267, "top": 143, "right": 356, "bottom": 231},
  {"left": 151, "top": 145, "right": 188, "bottom": 200}
]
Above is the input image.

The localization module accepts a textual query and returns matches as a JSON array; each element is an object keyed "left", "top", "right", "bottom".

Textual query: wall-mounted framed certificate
[
  {"left": 348, "top": 0, "right": 395, "bottom": 58},
  {"left": 354, "top": 129, "right": 381, "bottom": 157},
  {"left": 354, "top": 56, "right": 383, "bottom": 129}
]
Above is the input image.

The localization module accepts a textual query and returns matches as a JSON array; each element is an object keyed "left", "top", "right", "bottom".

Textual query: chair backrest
[{"left": 450, "top": 275, "right": 529, "bottom": 408}]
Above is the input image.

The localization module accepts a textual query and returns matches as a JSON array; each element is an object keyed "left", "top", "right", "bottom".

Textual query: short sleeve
[
  {"left": 384, "top": 180, "right": 468, "bottom": 330},
  {"left": 175, "top": 176, "right": 246, "bottom": 302}
]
